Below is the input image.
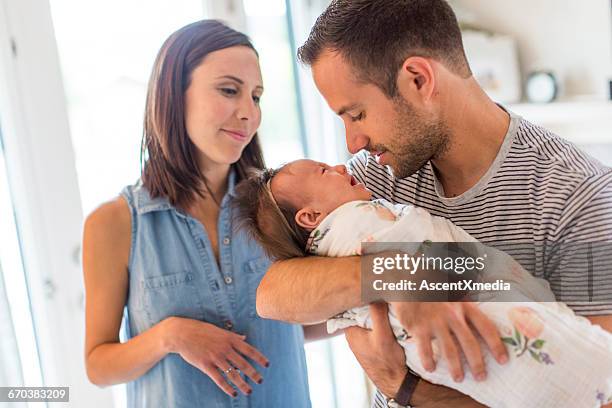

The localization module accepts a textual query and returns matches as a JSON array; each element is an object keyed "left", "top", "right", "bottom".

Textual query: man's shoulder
[
  {"left": 510, "top": 119, "right": 612, "bottom": 236},
  {"left": 513, "top": 118, "right": 610, "bottom": 179}
]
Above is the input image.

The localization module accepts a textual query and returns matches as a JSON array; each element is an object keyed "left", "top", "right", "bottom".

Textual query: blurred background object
[
  {"left": 461, "top": 30, "right": 522, "bottom": 103},
  {"left": 525, "top": 71, "right": 559, "bottom": 103}
]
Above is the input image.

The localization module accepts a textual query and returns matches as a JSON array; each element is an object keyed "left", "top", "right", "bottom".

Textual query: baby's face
[{"left": 273, "top": 159, "right": 372, "bottom": 229}]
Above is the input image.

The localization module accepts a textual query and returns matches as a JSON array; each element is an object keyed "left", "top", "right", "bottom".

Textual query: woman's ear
[
  {"left": 295, "top": 207, "right": 327, "bottom": 231},
  {"left": 396, "top": 56, "right": 436, "bottom": 104}
]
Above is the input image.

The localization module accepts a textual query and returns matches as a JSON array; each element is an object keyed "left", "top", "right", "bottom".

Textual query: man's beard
[{"left": 380, "top": 97, "right": 451, "bottom": 179}]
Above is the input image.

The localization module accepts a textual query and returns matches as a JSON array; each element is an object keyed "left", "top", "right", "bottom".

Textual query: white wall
[{"left": 454, "top": 0, "right": 612, "bottom": 99}]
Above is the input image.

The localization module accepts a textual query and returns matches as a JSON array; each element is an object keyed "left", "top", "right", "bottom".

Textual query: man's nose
[{"left": 346, "top": 131, "right": 369, "bottom": 155}]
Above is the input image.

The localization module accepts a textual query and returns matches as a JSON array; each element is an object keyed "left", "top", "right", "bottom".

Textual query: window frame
[{"left": 0, "top": 0, "right": 113, "bottom": 405}]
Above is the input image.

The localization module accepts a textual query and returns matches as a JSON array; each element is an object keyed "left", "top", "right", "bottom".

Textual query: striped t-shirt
[{"left": 347, "top": 111, "right": 612, "bottom": 317}]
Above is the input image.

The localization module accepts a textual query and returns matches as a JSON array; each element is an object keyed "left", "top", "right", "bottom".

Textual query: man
[{"left": 257, "top": 0, "right": 612, "bottom": 406}]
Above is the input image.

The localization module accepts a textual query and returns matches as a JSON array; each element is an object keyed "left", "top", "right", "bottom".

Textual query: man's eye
[{"left": 350, "top": 112, "right": 364, "bottom": 122}]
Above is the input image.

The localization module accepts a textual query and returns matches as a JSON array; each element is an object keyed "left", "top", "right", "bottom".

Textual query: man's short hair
[{"left": 297, "top": 0, "right": 471, "bottom": 97}]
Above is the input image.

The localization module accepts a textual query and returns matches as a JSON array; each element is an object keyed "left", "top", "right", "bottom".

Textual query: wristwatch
[{"left": 386, "top": 368, "right": 420, "bottom": 408}]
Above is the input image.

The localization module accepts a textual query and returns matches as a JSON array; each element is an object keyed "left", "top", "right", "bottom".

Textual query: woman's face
[{"left": 184, "top": 45, "right": 263, "bottom": 170}]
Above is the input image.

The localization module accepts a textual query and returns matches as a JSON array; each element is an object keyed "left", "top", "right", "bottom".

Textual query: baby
[{"left": 235, "top": 159, "right": 612, "bottom": 408}]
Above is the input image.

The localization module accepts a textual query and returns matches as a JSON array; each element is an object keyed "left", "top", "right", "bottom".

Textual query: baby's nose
[{"left": 333, "top": 164, "right": 347, "bottom": 174}]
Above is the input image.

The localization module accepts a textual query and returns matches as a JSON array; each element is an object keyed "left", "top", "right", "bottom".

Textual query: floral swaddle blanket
[{"left": 306, "top": 199, "right": 612, "bottom": 408}]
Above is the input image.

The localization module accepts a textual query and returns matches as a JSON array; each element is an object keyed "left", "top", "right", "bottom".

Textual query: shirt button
[
  {"left": 224, "top": 320, "right": 233, "bottom": 330},
  {"left": 223, "top": 237, "right": 231, "bottom": 245},
  {"left": 224, "top": 276, "right": 233, "bottom": 285}
]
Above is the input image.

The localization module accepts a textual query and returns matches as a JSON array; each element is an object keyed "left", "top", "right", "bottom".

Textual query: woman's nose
[{"left": 237, "top": 94, "right": 258, "bottom": 122}]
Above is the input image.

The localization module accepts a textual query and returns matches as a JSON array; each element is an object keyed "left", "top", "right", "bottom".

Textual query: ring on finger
[{"left": 223, "top": 366, "right": 235, "bottom": 375}]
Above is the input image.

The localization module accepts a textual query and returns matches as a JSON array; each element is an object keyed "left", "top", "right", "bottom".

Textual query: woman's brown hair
[
  {"left": 141, "top": 20, "right": 265, "bottom": 208},
  {"left": 234, "top": 167, "right": 310, "bottom": 260}
]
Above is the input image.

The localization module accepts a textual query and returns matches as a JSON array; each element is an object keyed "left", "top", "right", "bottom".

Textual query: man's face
[{"left": 311, "top": 50, "right": 450, "bottom": 179}]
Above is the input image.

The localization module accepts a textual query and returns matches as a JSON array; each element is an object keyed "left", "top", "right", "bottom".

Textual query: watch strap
[{"left": 394, "top": 368, "right": 420, "bottom": 406}]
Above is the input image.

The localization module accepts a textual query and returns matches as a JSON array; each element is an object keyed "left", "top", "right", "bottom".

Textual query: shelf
[
  {"left": 508, "top": 100, "right": 612, "bottom": 123},
  {"left": 506, "top": 100, "right": 612, "bottom": 145}
]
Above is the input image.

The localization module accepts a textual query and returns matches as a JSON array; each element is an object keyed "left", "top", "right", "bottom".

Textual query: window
[
  {"left": 243, "top": 0, "right": 306, "bottom": 166},
  {"left": 0, "top": 126, "right": 43, "bottom": 392},
  {"left": 48, "top": 0, "right": 205, "bottom": 216}
]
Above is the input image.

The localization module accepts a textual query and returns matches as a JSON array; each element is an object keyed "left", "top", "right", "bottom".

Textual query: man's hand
[
  {"left": 344, "top": 303, "right": 407, "bottom": 398},
  {"left": 391, "top": 302, "right": 508, "bottom": 382},
  {"left": 345, "top": 303, "right": 486, "bottom": 407}
]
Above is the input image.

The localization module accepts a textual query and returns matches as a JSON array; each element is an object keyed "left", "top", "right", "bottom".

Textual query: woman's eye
[
  {"left": 220, "top": 88, "right": 238, "bottom": 96},
  {"left": 252, "top": 95, "right": 261, "bottom": 104},
  {"left": 350, "top": 112, "right": 364, "bottom": 122}
]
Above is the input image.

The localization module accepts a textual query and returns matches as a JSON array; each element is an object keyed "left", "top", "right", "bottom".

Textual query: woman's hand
[{"left": 164, "top": 317, "right": 269, "bottom": 397}]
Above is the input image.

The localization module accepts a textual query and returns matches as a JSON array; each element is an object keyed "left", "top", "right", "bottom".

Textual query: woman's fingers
[
  {"left": 216, "top": 360, "right": 252, "bottom": 396},
  {"left": 233, "top": 339, "right": 270, "bottom": 368},
  {"left": 227, "top": 350, "right": 263, "bottom": 384},
  {"left": 203, "top": 363, "right": 238, "bottom": 398}
]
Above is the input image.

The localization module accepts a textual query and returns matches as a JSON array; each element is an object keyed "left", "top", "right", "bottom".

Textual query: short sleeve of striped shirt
[{"left": 547, "top": 179, "right": 612, "bottom": 315}]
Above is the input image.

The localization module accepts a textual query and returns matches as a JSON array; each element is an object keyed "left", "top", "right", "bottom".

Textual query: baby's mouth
[{"left": 350, "top": 175, "right": 357, "bottom": 186}]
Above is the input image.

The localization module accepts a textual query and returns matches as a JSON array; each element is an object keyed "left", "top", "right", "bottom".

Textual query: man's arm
[
  {"left": 303, "top": 323, "right": 343, "bottom": 342},
  {"left": 256, "top": 255, "right": 362, "bottom": 324}
]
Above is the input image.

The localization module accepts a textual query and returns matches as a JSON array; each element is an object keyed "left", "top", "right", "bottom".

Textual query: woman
[{"left": 82, "top": 20, "right": 311, "bottom": 407}]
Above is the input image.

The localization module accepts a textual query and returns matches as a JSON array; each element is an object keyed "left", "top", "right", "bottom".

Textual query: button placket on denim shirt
[
  {"left": 186, "top": 212, "right": 235, "bottom": 330},
  {"left": 218, "top": 196, "right": 238, "bottom": 323},
  {"left": 219, "top": 189, "right": 247, "bottom": 408}
]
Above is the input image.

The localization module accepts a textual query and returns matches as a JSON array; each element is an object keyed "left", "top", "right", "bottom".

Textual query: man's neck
[{"left": 432, "top": 79, "right": 511, "bottom": 198}]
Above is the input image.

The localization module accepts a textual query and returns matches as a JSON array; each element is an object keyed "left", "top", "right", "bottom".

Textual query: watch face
[{"left": 526, "top": 72, "right": 558, "bottom": 103}]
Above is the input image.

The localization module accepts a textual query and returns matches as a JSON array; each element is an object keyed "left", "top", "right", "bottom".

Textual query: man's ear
[
  {"left": 396, "top": 56, "right": 436, "bottom": 103},
  {"left": 295, "top": 207, "right": 327, "bottom": 231}
]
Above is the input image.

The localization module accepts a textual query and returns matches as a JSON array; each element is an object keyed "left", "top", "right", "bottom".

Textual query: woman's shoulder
[
  {"left": 84, "top": 196, "right": 131, "bottom": 244},
  {"left": 82, "top": 196, "right": 132, "bottom": 275}
]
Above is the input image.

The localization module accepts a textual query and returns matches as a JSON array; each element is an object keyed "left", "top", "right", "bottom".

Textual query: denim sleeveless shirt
[{"left": 120, "top": 171, "right": 311, "bottom": 408}]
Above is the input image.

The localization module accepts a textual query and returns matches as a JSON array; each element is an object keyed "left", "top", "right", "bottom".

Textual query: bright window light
[
  {"left": 244, "top": 0, "right": 286, "bottom": 17},
  {"left": 0, "top": 142, "right": 43, "bottom": 389}
]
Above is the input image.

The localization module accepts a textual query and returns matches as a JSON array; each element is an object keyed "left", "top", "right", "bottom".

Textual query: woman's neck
[{"left": 201, "top": 163, "right": 230, "bottom": 200}]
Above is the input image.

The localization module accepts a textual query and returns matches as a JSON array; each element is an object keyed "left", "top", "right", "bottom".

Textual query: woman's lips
[{"left": 222, "top": 129, "right": 248, "bottom": 142}]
